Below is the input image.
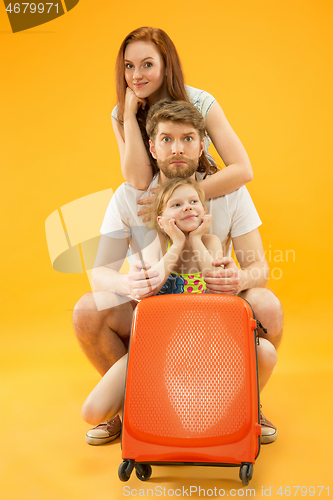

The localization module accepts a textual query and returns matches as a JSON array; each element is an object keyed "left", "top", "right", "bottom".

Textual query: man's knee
[
  {"left": 72, "top": 292, "right": 133, "bottom": 343},
  {"left": 249, "top": 288, "right": 282, "bottom": 322},
  {"left": 73, "top": 292, "right": 99, "bottom": 340},
  {"left": 241, "top": 288, "right": 283, "bottom": 344}
]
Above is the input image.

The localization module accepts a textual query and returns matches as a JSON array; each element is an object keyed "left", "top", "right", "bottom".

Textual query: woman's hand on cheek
[
  {"left": 161, "top": 218, "right": 185, "bottom": 245},
  {"left": 189, "top": 214, "right": 212, "bottom": 239},
  {"left": 124, "top": 87, "right": 146, "bottom": 117}
]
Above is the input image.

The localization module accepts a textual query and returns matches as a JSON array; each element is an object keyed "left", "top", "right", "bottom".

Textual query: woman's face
[
  {"left": 158, "top": 185, "right": 205, "bottom": 234},
  {"left": 124, "top": 41, "right": 167, "bottom": 103}
]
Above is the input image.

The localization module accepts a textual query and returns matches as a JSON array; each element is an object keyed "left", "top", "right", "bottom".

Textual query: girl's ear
[
  {"left": 149, "top": 140, "right": 157, "bottom": 159},
  {"left": 157, "top": 216, "right": 164, "bottom": 229}
]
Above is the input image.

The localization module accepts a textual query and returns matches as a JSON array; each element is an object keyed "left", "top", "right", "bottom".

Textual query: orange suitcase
[{"left": 118, "top": 294, "right": 261, "bottom": 485}]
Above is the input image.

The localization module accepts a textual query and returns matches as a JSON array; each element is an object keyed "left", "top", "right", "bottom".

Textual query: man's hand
[
  {"left": 137, "top": 187, "right": 159, "bottom": 223},
  {"left": 126, "top": 260, "right": 160, "bottom": 300},
  {"left": 204, "top": 257, "right": 244, "bottom": 295}
]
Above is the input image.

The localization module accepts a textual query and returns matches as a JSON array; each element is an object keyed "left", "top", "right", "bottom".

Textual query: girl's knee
[
  {"left": 81, "top": 398, "right": 102, "bottom": 426},
  {"left": 257, "top": 338, "right": 278, "bottom": 370}
]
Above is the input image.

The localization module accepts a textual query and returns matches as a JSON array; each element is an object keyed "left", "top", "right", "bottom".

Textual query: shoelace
[{"left": 260, "top": 406, "right": 275, "bottom": 428}]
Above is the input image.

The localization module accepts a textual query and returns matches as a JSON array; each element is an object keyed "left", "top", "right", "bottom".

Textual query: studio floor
[{"left": 2, "top": 301, "right": 332, "bottom": 500}]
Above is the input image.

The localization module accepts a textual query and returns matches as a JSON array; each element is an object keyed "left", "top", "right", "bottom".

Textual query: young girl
[
  {"left": 112, "top": 27, "right": 253, "bottom": 204},
  {"left": 82, "top": 178, "right": 223, "bottom": 426}
]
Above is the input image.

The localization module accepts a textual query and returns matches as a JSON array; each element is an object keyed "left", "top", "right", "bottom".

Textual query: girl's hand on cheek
[
  {"left": 161, "top": 218, "right": 185, "bottom": 245},
  {"left": 189, "top": 213, "right": 212, "bottom": 239},
  {"left": 124, "top": 87, "right": 146, "bottom": 117}
]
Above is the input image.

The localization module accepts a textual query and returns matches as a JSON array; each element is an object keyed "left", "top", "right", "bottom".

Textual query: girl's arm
[
  {"left": 200, "top": 101, "right": 253, "bottom": 199},
  {"left": 189, "top": 215, "right": 223, "bottom": 277},
  {"left": 112, "top": 89, "right": 154, "bottom": 190},
  {"left": 141, "top": 220, "right": 185, "bottom": 296},
  {"left": 82, "top": 354, "right": 128, "bottom": 425}
]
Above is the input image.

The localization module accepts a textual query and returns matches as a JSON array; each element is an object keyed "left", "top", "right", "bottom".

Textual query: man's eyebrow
[{"left": 159, "top": 131, "right": 196, "bottom": 136}]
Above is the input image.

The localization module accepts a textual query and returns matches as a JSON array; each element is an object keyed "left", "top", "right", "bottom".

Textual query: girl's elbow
[{"left": 91, "top": 268, "right": 102, "bottom": 292}]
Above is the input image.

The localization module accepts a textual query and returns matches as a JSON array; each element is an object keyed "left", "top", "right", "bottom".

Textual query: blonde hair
[{"left": 149, "top": 177, "right": 207, "bottom": 234}]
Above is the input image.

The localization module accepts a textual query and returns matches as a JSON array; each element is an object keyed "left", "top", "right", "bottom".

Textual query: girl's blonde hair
[{"left": 149, "top": 177, "right": 207, "bottom": 234}]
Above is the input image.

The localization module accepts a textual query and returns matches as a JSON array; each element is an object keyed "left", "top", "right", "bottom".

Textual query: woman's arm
[
  {"left": 141, "top": 221, "right": 186, "bottom": 296},
  {"left": 112, "top": 89, "right": 154, "bottom": 189},
  {"left": 200, "top": 101, "right": 253, "bottom": 199}
]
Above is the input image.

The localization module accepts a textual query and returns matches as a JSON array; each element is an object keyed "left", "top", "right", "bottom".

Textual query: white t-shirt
[
  {"left": 100, "top": 173, "right": 262, "bottom": 258},
  {"left": 111, "top": 85, "right": 216, "bottom": 153}
]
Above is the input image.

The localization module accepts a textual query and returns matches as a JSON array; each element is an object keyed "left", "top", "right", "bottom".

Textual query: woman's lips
[{"left": 134, "top": 82, "right": 148, "bottom": 88}]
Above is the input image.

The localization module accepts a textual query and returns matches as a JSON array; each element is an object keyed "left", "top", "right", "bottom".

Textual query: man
[{"left": 73, "top": 100, "right": 283, "bottom": 446}]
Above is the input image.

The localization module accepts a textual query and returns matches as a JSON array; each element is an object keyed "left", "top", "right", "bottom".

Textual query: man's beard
[{"left": 157, "top": 155, "right": 198, "bottom": 179}]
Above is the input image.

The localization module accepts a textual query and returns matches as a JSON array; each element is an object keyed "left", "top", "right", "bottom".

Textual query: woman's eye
[
  {"left": 144, "top": 62, "right": 153, "bottom": 68},
  {"left": 125, "top": 63, "right": 133, "bottom": 69}
]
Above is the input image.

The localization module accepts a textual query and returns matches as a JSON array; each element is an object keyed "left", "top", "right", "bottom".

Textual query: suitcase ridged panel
[{"left": 124, "top": 295, "right": 255, "bottom": 447}]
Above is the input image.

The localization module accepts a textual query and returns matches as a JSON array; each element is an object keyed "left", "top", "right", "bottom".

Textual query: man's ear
[
  {"left": 199, "top": 138, "right": 204, "bottom": 157},
  {"left": 157, "top": 216, "right": 164, "bottom": 229},
  {"left": 149, "top": 139, "right": 157, "bottom": 159}
]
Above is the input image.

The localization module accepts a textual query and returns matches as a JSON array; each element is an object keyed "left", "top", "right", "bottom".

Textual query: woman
[{"left": 112, "top": 27, "right": 253, "bottom": 202}]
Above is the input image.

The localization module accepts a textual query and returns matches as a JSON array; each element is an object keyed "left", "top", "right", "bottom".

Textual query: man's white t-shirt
[{"left": 100, "top": 173, "right": 262, "bottom": 258}]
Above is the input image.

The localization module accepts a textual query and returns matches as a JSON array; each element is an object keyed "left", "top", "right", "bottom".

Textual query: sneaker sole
[
  {"left": 85, "top": 431, "right": 121, "bottom": 446},
  {"left": 261, "top": 430, "right": 278, "bottom": 445}
]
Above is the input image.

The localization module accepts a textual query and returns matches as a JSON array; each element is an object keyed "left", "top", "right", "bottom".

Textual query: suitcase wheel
[
  {"left": 118, "top": 460, "right": 135, "bottom": 482},
  {"left": 135, "top": 463, "right": 152, "bottom": 481},
  {"left": 239, "top": 463, "right": 253, "bottom": 486}
]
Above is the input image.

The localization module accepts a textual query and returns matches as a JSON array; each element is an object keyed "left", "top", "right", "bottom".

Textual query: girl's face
[
  {"left": 124, "top": 41, "right": 167, "bottom": 103},
  {"left": 158, "top": 185, "right": 206, "bottom": 234}
]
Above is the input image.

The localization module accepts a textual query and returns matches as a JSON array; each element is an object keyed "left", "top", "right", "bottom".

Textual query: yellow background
[{"left": 1, "top": 1, "right": 332, "bottom": 498}]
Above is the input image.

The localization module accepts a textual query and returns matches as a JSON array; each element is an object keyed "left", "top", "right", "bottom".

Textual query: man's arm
[
  {"left": 91, "top": 235, "right": 160, "bottom": 299},
  {"left": 233, "top": 228, "right": 269, "bottom": 290},
  {"left": 204, "top": 228, "right": 269, "bottom": 294},
  {"left": 91, "top": 235, "right": 130, "bottom": 296}
]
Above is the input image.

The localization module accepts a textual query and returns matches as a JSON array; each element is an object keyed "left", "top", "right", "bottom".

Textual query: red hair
[
  {"left": 115, "top": 27, "right": 189, "bottom": 175},
  {"left": 115, "top": 27, "right": 189, "bottom": 120}
]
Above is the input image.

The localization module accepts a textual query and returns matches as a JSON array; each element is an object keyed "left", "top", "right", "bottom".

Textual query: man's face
[{"left": 149, "top": 121, "right": 204, "bottom": 182}]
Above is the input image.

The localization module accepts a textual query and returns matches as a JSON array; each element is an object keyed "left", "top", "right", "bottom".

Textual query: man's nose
[{"left": 172, "top": 139, "right": 184, "bottom": 154}]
